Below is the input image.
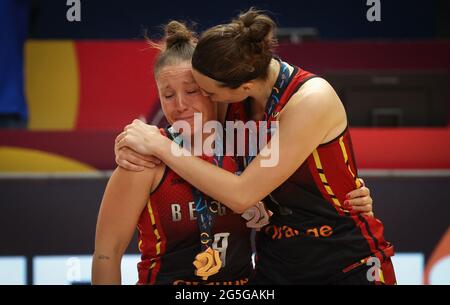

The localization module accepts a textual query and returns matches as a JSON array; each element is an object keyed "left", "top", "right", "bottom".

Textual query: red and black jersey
[
  {"left": 226, "top": 59, "right": 395, "bottom": 284},
  {"left": 136, "top": 154, "right": 252, "bottom": 285}
]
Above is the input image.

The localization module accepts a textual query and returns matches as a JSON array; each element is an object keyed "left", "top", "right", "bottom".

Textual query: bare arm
[
  {"left": 117, "top": 79, "right": 344, "bottom": 213},
  {"left": 158, "top": 90, "right": 333, "bottom": 212},
  {"left": 91, "top": 166, "right": 159, "bottom": 284}
]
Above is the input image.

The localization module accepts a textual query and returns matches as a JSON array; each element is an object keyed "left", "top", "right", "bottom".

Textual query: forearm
[
  {"left": 156, "top": 138, "right": 255, "bottom": 213},
  {"left": 91, "top": 252, "right": 122, "bottom": 285},
  {"left": 152, "top": 114, "right": 326, "bottom": 213}
]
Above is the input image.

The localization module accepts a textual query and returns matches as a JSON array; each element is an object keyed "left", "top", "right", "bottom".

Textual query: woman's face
[
  {"left": 157, "top": 61, "right": 215, "bottom": 135},
  {"left": 192, "top": 68, "right": 250, "bottom": 104}
]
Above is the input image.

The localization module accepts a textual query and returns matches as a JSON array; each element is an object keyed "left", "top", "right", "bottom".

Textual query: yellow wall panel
[
  {"left": 25, "top": 40, "right": 79, "bottom": 130},
  {"left": 0, "top": 146, "right": 95, "bottom": 172}
]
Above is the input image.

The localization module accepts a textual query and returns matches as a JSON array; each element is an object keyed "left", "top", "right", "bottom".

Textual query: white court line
[
  {"left": 0, "top": 171, "right": 114, "bottom": 179},
  {"left": 359, "top": 169, "right": 450, "bottom": 177},
  {"left": 0, "top": 169, "right": 449, "bottom": 179}
]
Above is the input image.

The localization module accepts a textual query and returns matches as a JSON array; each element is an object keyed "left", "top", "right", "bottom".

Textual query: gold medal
[{"left": 193, "top": 247, "right": 222, "bottom": 280}]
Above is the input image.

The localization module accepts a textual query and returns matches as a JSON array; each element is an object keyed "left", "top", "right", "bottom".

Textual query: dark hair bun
[
  {"left": 236, "top": 8, "right": 275, "bottom": 42},
  {"left": 192, "top": 8, "right": 277, "bottom": 88}
]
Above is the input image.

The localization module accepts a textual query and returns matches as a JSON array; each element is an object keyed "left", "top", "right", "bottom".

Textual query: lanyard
[
  {"left": 165, "top": 126, "right": 224, "bottom": 279},
  {"left": 165, "top": 126, "right": 222, "bottom": 249},
  {"left": 244, "top": 60, "right": 292, "bottom": 166}
]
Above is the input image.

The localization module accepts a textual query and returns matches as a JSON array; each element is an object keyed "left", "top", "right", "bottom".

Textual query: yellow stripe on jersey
[
  {"left": 147, "top": 199, "right": 162, "bottom": 257},
  {"left": 379, "top": 268, "right": 385, "bottom": 284},
  {"left": 338, "top": 136, "right": 362, "bottom": 188},
  {"left": 312, "top": 149, "right": 323, "bottom": 170},
  {"left": 312, "top": 149, "right": 341, "bottom": 207}
]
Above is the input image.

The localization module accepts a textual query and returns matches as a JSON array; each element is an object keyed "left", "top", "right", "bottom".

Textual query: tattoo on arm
[{"left": 97, "top": 255, "right": 110, "bottom": 260}]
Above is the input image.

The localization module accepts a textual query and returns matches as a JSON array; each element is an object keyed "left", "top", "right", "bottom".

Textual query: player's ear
[{"left": 240, "top": 81, "right": 254, "bottom": 92}]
